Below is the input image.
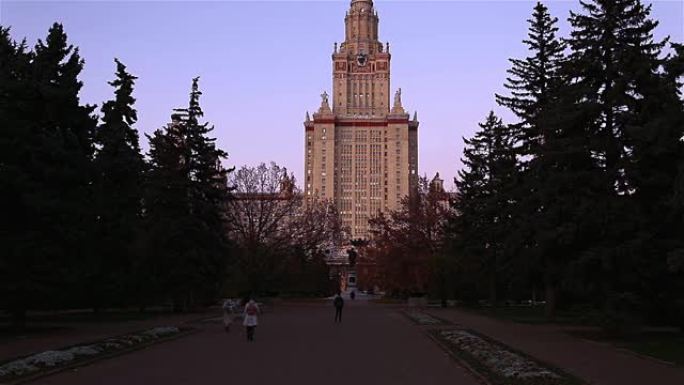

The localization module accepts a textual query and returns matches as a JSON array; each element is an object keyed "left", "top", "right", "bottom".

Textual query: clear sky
[{"left": 2, "top": 0, "right": 682, "bottom": 189}]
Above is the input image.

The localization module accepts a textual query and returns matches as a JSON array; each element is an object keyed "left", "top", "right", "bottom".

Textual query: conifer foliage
[
  {"left": 1, "top": 24, "right": 98, "bottom": 329},
  {"left": 144, "top": 77, "right": 232, "bottom": 311},
  {"left": 2, "top": 0, "right": 684, "bottom": 332},
  {"left": 91, "top": 59, "right": 145, "bottom": 309},
  {"left": 450, "top": 1, "right": 684, "bottom": 329},
  {"left": 563, "top": 0, "right": 683, "bottom": 324},
  {"left": 0, "top": 25, "right": 235, "bottom": 325},
  {"left": 495, "top": 2, "right": 585, "bottom": 319},
  {"left": 454, "top": 112, "right": 517, "bottom": 305}
]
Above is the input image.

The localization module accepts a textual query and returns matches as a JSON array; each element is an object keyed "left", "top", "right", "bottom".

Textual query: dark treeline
[
  {"left": 451, "top": 1, "right": 684, "bottom": 333},
  {"left": 0, "top": 23, "right": 234, "bottom": 328}
]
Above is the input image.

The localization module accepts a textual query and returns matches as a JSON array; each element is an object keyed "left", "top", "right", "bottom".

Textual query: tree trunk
[
  {"left": 173, "top": 296, "right": 184, "bottom": 313},
  {"left": 544, "top": 273, "right": 557, "bottom": 321},
  {"left": 489, "top": 269, "right": 497, "bottom": 306},
  {"left": 11, "top": 307, "right": 26, "bottom": 332}
]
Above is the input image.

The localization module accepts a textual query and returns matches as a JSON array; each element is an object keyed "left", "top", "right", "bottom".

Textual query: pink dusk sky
[{"left": 2, "top": 0, "right": 682, "bottom": 189}]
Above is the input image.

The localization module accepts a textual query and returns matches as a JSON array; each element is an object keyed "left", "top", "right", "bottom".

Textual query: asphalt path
[{"left": 31, "top": 301, "right": 478, "bottom": 385}]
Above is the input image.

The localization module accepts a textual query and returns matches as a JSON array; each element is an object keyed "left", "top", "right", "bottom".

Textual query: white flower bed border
[
  {"left": 404, "top": 311, "right": 447, "bottom": 325},
  {"left": 0, "top": 326, "right": 182, "bottom": 381},
  {"left": 434, "top": 329, "right": 579, "bottom": 385}
]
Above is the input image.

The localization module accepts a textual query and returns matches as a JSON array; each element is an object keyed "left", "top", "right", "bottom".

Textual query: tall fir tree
[
  {"left": 33, "top": 23, "right": 98, "bottom": 309},
  {"left": 91, "top": 59, "right": 145, "bottom": 308},
  {"left": 454, "top": 112, "right": 517, "bottom": 304},
  {"left": 0, "top": 27, "right": 40, "bottom": 329},
  {"left": 496, "top": 2, "right": 581, "bottom": 318},
  {"left": 568, "top": 0, "right": 665, "bottom": 190},
  {"left": 566, "top": 0, "right": 680, "bottom": 322},
  {"left": 142, "top": 115, "right": 193, "bottom": 310},
  {"left": 0, "top": 24, "right": 96, "bottom": 328},
  {"left": 454, "top": 115, "right": 494, "bottom": 295},
  {"left": 667, "top": 43, "right": 684, "bottom": 328},
  {"left": 496, "top": 1, "right": 566, "bottom": 155},
  {"left": 183, "top": 77, "right": 233, "bottom": 304},
  {"left": 144, "top": 77, "right": 232, "bottom": 311}
]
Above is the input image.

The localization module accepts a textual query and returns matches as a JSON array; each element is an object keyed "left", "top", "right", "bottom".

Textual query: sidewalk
[
  {"left": 428, "top": 307, "right": 684, "bottom": 385},
  {"left": 0, "top": 310, "right": 217, "bottom": 362},
  {"left": 28, "top": 303, "right": 479, "bottom": 385}
]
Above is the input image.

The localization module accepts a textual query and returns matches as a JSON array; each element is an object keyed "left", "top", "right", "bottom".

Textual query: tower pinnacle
[{"left": 303, "top": 0, "right": 419, "bottom": 239}]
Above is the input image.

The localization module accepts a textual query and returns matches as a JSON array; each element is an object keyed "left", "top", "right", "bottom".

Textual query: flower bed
[
  {"left": 431, "top": 329, "right": 582, "bottom": 385},
  {"left": 403, "top": 311, "right": 449, "bottom": 325},
  {"left": 0, "top": 326, "right": 187, "bottom": 382}
]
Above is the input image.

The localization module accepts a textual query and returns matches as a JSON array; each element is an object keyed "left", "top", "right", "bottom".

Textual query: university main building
[{"left": 304, "top": 0, "right": 419, "bottom": 239}]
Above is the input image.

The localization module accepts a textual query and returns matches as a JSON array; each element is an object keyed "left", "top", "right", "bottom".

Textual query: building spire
[
  {"left": 351, "top": 0, "right": 373, "bottom": 6},
  {"left": 344, "top": 0, "right": 380, "bottom": 55}
]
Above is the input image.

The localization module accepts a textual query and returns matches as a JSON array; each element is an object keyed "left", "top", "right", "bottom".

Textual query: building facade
[{"left": 304, "top": 0, "right": 419, "bottom": 239}]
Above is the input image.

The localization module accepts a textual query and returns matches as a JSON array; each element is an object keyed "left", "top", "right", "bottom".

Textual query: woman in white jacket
[{"left": 243, "top": 298, "right": 260, "bottom": 342}]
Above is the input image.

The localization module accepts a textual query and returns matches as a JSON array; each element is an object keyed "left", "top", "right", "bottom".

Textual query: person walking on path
[
  {"left": 222, "top": 299, "right": 234, "bottom": 333},
  {"left": 243, "top": 298, "right": 260, "bottom": 342},
  {"left": 333, "top": 293, "right": 344, "bottom": 323}
]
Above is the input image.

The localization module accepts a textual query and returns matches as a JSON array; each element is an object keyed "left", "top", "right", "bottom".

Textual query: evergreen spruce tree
[
  {"left": 32, "top": 23, "right": 98, "bottom": 309},
  {"left": 496, "top": 2, "right": 565, "bottom": 153},
  {"left": 566, "top": 0, "right": 680, "bottom": 324},
  {"left": 183, "top": 77, "right": 233, "bottom": 304},
  {"left": 454, "top": 115, "right": 493, "bottom": 292},
  {"left": 91, "top": 59, "right": 145, "bottom": 308},
  {"left": 454, "top": 112, "right": 517, "bottom": 304},
  {"left": 568, "top": 0, "right": 664, "bottom": 191},
  {"left": 0, "top": 27, "right": 40, "bottom": 329},
  {"left": 1, "top": 24, "right": 96, "bottom": 327},
  {"left": 144, "top": 77, "right": 231, "bottom": 311},
  {"left": 668, "top": 43, "right": 684, "bottom": 329},
  {"left": 143, "top": 118, "right": 194, "bottom": 310},
  {"left": 495, "top": 2, "right": 577, "bottom": 318},
  {"left": 530, "top": 84, "right": 603, "bottom": 319}
]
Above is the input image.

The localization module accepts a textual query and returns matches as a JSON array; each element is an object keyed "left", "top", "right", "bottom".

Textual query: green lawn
[
  {"left": 571, "top": 330, "right": 684, "bottom": 366},
  {"left": 0, "top": 308, "right": 197, "bottom": 339},
  {"left": 466, "top": 306, "right": 684, "bottom": 366},
  {"left": 468, "top": 305, "right": 600, "bottom": 325},
  {"left": 627, "top": 332, "right": 684, "bottom": 365}
]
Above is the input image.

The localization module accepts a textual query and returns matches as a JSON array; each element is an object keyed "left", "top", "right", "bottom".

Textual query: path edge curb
[
  {"left": 425, "top": 330, "right": 493, "bottom": 385},
  {"left": 1, "top": 327, "right": 199, "bottom": 385},
  {"left": 400, "top": 309, "right": 452, "bottom": 326}
]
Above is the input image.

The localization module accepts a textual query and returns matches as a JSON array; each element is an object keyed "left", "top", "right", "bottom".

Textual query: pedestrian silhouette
[
  {"left": 333, "top": 292, "right": 344, "bottom": 323},
  {"left": 222, "top": 299, "right": 234, "bottom": 333}
]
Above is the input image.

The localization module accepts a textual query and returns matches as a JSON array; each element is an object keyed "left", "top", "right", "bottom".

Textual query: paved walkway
[
  {"left": 28, "top": 301, "right": 478, "bottom": 385},
  {"left": 428, "top": 307, "right": 684, "bottom": 385},
  {"left": 11, "top": 302, "right": 682, "bottom": 385}
]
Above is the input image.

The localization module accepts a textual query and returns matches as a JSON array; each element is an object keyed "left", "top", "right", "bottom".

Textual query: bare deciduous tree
[
  {"left": 224, "top": 162, "right": 345, "bottom": 293},
  {"left": 368, "top": 176, "right": 453, "bottom": 295}
]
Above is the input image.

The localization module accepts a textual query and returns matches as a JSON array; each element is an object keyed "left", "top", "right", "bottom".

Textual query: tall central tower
[{"left": 304, "top": 0, "right": 419, "bottom": 239}]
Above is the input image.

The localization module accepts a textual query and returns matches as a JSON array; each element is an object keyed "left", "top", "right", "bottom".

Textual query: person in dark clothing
[
  {"left": 333, "top": 293, "right": 344, "bottom": 323},
  {"left": 350, "top": 290, "right": 356, "bottom": 300}
]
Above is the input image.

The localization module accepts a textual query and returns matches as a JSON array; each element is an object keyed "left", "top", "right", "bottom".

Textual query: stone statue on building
[{"left": 318, "top": 91, "right": 332, "bottom": 114}]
